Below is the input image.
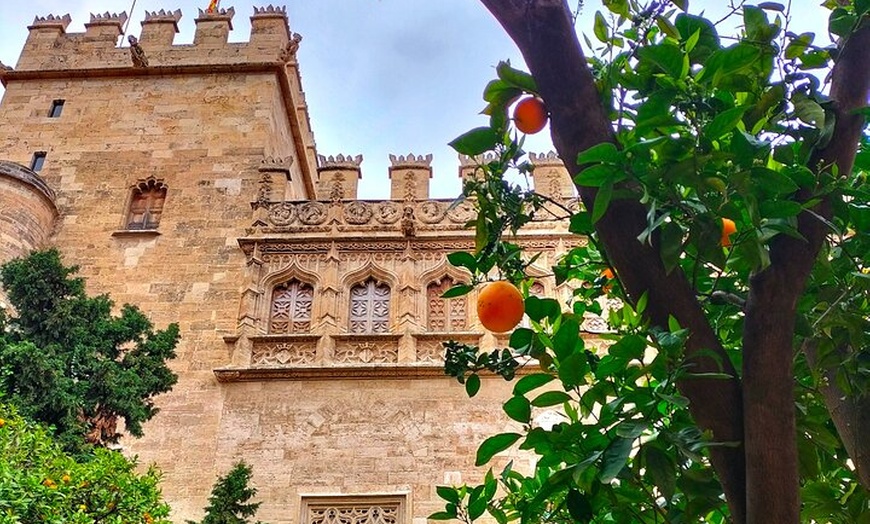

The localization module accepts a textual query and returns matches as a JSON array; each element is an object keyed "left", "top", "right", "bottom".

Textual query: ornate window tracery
[
  {"left": 427, "top": 275, "right": 467, "bottom": 331},
  {"left": 269, "top": 279, "right": 313, "bottom": 333},
  {"left": 349, "top": 278, "right": 391, "bottom": 334},
  {"left": 301, "top": 496, "right": 405, "bottom": 524},
  {"left": 126, "top": 177, "right": 167, "bottom": 230}
]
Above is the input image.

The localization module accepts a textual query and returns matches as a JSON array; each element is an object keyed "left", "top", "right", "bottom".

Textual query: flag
[{"left": 207, "top": 0, "right": 219, "bottom": 13}]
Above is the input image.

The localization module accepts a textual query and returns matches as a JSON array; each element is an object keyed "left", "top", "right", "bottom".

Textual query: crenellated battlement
[{"left": 11, "top": 6, "right": 300, "bottom": 72}]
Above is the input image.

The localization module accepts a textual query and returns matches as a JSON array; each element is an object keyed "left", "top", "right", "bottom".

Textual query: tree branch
[
  {"left": 478, "top": 1, "right": 746, "bottom": 521},
  {"left": 741, "top": 19, "right": 870, "bottom": 523}
]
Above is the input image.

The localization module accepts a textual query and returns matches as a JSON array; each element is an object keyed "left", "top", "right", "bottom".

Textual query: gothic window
[
  {"left": 126, "top": 177, "right": 167, "bottom": 230},
  {"left": 302, "top": 496, "right": 405, "bottom": 524},
  {"left": 349, "top": 278, "right": 390, "bottom": 334},
  {"left": 270, "top": 279, "right": 314, "bottom": 333},
  {"left": 427, "top": 276, "right": 468, "bottom": 331}
]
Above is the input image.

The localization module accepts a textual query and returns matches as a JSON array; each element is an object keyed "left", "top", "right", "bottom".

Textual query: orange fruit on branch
[
  {"left": 513, "top": 96, "right": 548, "bottom": 134},
  {"left": 721, "top": 218, "right": 737, "bottom": 247},
  {"left": 477, "top": 281, "right": 525, "bottom": 333}
]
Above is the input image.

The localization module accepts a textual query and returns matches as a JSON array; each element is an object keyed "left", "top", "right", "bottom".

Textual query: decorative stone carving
[
  {"left": 427, "top": 276, "right": 467, "bottom": 331},
  {"left": 297, "top": 201, "right": 327, "bottom": 225},
  {"left": 127, "top": 35, "right": 149, "bottom": 67},
  {"left": 416, "top": 200, "right": 446, "bottom": 224},
  {"left": 302, "top": 496, "right": 404, "bottom": 524},
  {"left": 373, "top": 201, "right": 401, "bottom": 225},
  {"left": 334, "top": 339, "right": 398, "bottom": 364},
  {"left": 581, "top": 316, "right": 609, "bottom": 334},
  {"left": 279, "top": 32, "right": 303, "bottom": 62},
  {"left": 269, "top": 280, "right": 313, "bottom": 333},
  {"left": 328, "top": 173, "right": 344, "bottom": 201},
  {"left": 256, "top": 171, "right": 273, "bottom": 207},
  {"left": 400, "top": 206, "right": 416, "bottom": 237},
  {"left": 89, "top": 11, "right": 128, "bottom": 26},
  {"left": 143, "top": 9, "right": 182, "bottom": 23},
  {"left": 446, "top": 199, "right": 476, "bottom": 223},
  {"left": 344, "top": 201, "right": 373, "bottom": 225},
  {"left": 252, "top": 341, "right": 316, "bottom": 366},
  {"left": 349, "top": 279, "right": 390, "bottom": 333},
  {"left": 268, "top": 202, "right": 296, "bottom": 226}
]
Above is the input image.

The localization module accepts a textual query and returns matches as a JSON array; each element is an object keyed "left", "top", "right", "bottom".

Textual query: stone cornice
[{"left": 214, "top": 364, "right": 535, "bottom": 382}]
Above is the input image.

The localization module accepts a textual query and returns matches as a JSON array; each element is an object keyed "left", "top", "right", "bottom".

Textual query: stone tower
[{"left": 0, "top": 6, "right": 593, "bottom": 523}]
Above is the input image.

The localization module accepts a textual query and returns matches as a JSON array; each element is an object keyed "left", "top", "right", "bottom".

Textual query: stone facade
[{"left": 0, "top": 6, "right": 603, "bottom": 523}]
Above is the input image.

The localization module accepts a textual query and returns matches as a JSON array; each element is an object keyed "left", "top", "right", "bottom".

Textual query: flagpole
[{"left": 122, "top": 0, "right": 138, "bottom": 37}]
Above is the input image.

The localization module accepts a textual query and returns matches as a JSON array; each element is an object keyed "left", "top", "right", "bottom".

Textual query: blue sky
[{"left": 0, "top": 1, "right": 832, "bottom": 199}]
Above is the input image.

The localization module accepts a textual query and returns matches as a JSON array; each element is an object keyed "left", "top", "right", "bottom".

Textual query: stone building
[{"left": 0, "top": 6, "right": 597, "bottom": 523}]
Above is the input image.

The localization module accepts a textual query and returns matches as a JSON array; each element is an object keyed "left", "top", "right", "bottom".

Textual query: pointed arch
[
  {"left": 341, "top": 260, "right": 398, "bottom": 334},
  {"left": 125, "top": 176, "right": 167, "bottom": 230},
  {"left": 261, "top": 261, "right": 321, "bottom": 335}
]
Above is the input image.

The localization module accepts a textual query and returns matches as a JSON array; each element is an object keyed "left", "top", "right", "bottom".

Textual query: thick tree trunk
[{"left": 478, "top": 1, "right": 746, "bottom": 521}]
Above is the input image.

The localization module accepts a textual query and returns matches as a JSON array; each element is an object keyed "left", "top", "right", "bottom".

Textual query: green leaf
[
  {"left": 577, "top": 142, "right": 619, "bottom": 165},
  {"left": 503, "top": 395, "right": 532, "bottom": 423},
  {"left": 531, "top": 391, "right": 571, "bottom": 407},
  {"left": 609, "top": 334, "right": 646, "bottom": 361},
  {"left": 449, "top": 127, "right": 500, "bottom": 156},
  {"left": 637, "top": 43, "right": 687, "bottom": 78},
  {"left": 600, "top": 437, "right": 633, "bottom": 483},
  {"left": 704, "top": 105, "right": 748, "bottom": 139},
  {"left": 829, "top": 8, "right": 856, "bottom": 38},
  {"left": 594, "top": 11, "right": 610, "bottom": 43},
  {"left": 591, "top": 182, "right": 613, "bottom": 224},
  {"left": 792, "top": 92, "right": 825, "bottom": 127},
  {"left": 465, "top": 374, "right": 481, "bottom": 397},
  {"left": 524, "top": 296, "right": 560, "bottom": 323},
  {"left": 428, "top": 512, "right": 457, "bottom": 521},
  {"left": 436, "top": 486, "right": 461, "bottom": 504},
  {"left": 785, "top": 32, "right": 814, "bottom": 60},
  {"left": 513, "top": 373, "right": 556, "bottom": 395},
  {"left": 760, "top": 200, "right": 802, "bottom": 218},
  {"left": 447, "top": 251, "right": 477, "bottom": 272},
  {"left": 566, "top": 489, "right": 594, "bottom": 522},
  {"left": 751, "top": 167, "right": 799, "bottom": 195},
  {"left": 669, "top": 0, "right": 688, "bottom": 10},
  {"left": 659, "top": 221, "right": 685, "bottom": 274},
  {"left": 496, "top": 61, "right": 538, "bottom": 93},
  {"left": 644, "top": 444, "right": 676, "bottom": 500},
  {"left": 675, "top": 14, "right": 719, "bottom": 63},
  {"left": 569, "top": 212, "right": 594, "bottom": 235},
  {"left": 575, "top": 164, "right": 625, "bottom": 187},
  {"left": 475, "top": 433, "right": 521, "bottom": 466},
  {"left": 558, "top": 352, "right": 589, "bottom": 388},
  {"left": 552, "top": 316, "right": 581, "bottom": 360},
  {"left": 441, "top": 284, "right": 473, "bottom": 299}
]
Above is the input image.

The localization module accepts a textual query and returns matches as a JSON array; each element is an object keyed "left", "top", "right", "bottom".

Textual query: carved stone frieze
[
  {"left": 252, "top": 340, "right": 317, "bottom": 366},
  {"left": 297, "top": 201, "right": 328, "bottom": 225},
  {"left": 343, "top": 201, "right": 373, "bottom": 225},
  {"left": 445, "top": 200, "right": 476, "bottom": 223},
  {"left": 333, "top": 335, "right": 400, "bottom": 365},
  {"left": 373, "top": 201, "right": 401, "bottom": 224},
  {"left": 268, "top": 202, "right": 296, "bottom": 226}
]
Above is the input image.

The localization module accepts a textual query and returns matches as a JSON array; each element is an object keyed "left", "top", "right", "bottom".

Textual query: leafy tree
[
  {"left": 0, "top": 402, "right": 171, "bottom": 523},
  {"left": 0, "top": 249, "right": 179, "bottom": 452},
  {"left": 435, "top": 1, "right": 870, "bottom": 523},
  {"left": 188, "top": 461, "right": 264, "bottom": 524}
]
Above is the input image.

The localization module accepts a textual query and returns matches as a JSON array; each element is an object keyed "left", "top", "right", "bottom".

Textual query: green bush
[{"left": 0, "top": 402, "right": 171, "bottom": 524}]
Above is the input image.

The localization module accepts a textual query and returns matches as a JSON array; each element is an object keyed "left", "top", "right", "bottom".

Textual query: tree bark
[{"left": 478, "top": 1, "right": 746, "bottom": 521}]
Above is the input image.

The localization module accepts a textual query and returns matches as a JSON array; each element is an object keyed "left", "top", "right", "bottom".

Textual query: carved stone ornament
[
  {"left": 268, "top": 202, "right": 297, "bottom": 226},
  {"left": 256, "top": 171, "right": 272, "bottom": 207},
  {"left": 252, "top": 341, "right": 316, "bottom": 367},
  {"left": 344, "top": 201, "right": 373, "bottom": 225},
  {"left": 279, "top": 32, "right": 303, "bottom": 62},
  {"left": 297, "top": 201, "right": 327, "bottom": 225},
  {"left": 416, "top": 200, "right": 446, "bottom": 224},
  {"left": 401, "top": 206, "right": 416, "bottom": 237},
  {"left": 446, "top": 199, "right": 476, "bottom": 223},
  {"left": 127, "top": 35, "right": 148, "bottom": 68},
  {"left": 373, "top": 201, "right": 401, "bottom": 225}
]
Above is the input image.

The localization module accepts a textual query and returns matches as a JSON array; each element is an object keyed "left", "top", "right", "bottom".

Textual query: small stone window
[
  {"left": 301, "top": 495, "right": 406, "bottom": 524},
  {"left": 126, "top": 177, "right": 167, "bottom": 230},
  {"left": 427, "top": 276, "right": 468, "bottom": 331},
  {"left": 48, "top": 100, "right": 65, "bottom": 118},
  {"left": 270, "top": 279, "right": 313, "bottom": 333},
  {"left": 30, "top": 152, "right": 46, "bottom": 172},
  {"left": 349, "top": 278, "right": 390, "bottom": 334}
]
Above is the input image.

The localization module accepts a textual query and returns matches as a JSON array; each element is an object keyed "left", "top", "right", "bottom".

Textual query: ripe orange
[
  {"left": 721, "top": 218, "right": 737, "bottom": 247},
  {"left": 477, "top": 281, "right": 525, "bottom": 333},
  {"left": 601, "top": 268, "right": 615, "bottom": 280},
  {"left": 513, "top": 96, "right": 548, "bottom": 134}
]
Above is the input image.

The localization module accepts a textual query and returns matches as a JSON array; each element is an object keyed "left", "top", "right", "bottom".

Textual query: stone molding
[
  {"left": 0, "top": 160, "right": 56, "bottom": 204},
  {"left": 29, "top": 14, "right": 72, "bottom": 31}
]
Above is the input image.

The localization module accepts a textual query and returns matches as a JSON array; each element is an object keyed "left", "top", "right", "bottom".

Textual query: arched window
[
  {"left": 127, "top": 177, "right": 167, "bottom": 230},
  {"left": 270, "top": 279, "right": 314, "bottom": 333},
  {"left": 349, "top": 278, "right": 390, "bottom": 334},
  {"left": 427, "top": 276, "right": 467, "bottom": 331}
]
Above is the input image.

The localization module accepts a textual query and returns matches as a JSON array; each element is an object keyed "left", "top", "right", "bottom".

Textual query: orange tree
[{"left": 435, "top": 1, "right": 870, "bottom": 523}]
